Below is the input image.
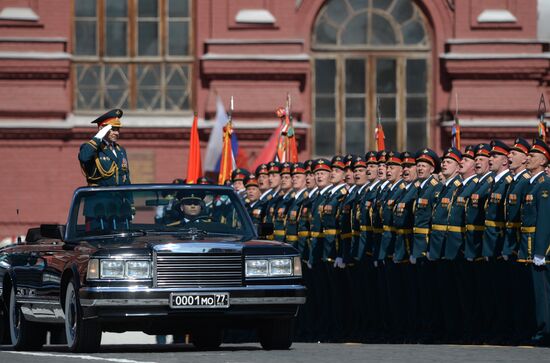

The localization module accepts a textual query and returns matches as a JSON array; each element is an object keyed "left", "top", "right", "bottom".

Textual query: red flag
[
  {"left": 375, "top": 121, "right": 385, "bottom": 151},
  {"left": 451, "top": 117, "right": 461, "bottom": 150},
  {"left": 186, "top": 113, "right": 202, "bottom": 184},
  {"left": 218, "top": 121, "right": 234, "bottom": 185},
  {"left": 251, "top": 123, "right": 283, "bottom": 170},
  {"left": 286, "top": 117, "right": 298, "bottom": 163}
]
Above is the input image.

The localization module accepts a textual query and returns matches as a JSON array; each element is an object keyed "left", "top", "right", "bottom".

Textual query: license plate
[{"left": 169, "top": 292, "right": 229, "bottom": 309}]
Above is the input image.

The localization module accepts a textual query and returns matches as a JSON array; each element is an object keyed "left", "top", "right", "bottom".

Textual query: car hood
[{"left": 79, "top": 235, "right": 294, "bottom": 256}]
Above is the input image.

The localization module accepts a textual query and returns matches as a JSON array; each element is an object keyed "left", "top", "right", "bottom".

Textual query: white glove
[
  {"left": 534, "top": 255, "right": 546, "bottom": 266},
  {"left": 426, "top": 252, "right": 430, "bottom": 260},
  {"left": 307, "top": 261, "right": 312, "bottom": 269},
  {"left": 502, "top": 254, "right": 509, "bottom": 261},
  {"left": 94, "top": 124, "right": 112, "bottom": 140},
  {"left": 334, "top": 257, "right": 344, "bottom": 268},
  {"left": 409, "top": 255, "right": 416, "bottom": 264},
  {"left": 373, "top": 260, "right": 378, "bottom": 268}
]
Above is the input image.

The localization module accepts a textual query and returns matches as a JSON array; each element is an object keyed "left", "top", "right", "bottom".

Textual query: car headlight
[
  {"left": 100, "top": 260, "right": 125, "bottom": 279},
  {"left": 245, "top": 257, "right": 301, "bottom": 278},
  {"left": 245, "top": 259, "right": 269, "bottom": 277},
  {"left": 126, "top": 260, "right": 151, "bottom": 279},
  {"left": 269, "top": 258, "right": 292, "bottom": 276},
  {"left": 88, "top": 258, "right": 152, "bottom": 280}
]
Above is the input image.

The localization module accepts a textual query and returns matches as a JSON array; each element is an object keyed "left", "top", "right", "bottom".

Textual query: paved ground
[{"left": 0, "top": 342, "right": 548, "bottom": 363}]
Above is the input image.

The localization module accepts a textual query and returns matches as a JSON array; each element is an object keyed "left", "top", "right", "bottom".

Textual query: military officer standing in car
[
  {"left": 79, "top": 109, "right": 131, "bottom": 186},
  {"left": 244, "top": 175, "right": 267, "bottom": 224}
]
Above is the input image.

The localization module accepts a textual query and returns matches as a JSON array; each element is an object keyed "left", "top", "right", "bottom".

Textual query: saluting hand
[{"left": 94, "top": 124, "right": 112, "bottom": 140}]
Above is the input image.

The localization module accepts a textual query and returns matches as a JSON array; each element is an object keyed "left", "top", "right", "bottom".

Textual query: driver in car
[{"left": 166, "top": 192, "right": 211, "bottom": 226}]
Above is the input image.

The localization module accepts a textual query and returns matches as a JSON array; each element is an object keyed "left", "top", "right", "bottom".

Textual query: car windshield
[{"left": 68, "top": 186, "right": 253, "bottom": 240}]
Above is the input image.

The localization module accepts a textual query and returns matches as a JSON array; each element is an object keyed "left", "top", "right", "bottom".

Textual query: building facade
[{"left": 1, "top": 0, "right": 550, "bottom": 239}]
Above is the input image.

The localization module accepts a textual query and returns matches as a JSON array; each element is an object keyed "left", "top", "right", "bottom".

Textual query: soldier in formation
[{"left": 232, "top": 138, "right": 550, "bottom": 346}]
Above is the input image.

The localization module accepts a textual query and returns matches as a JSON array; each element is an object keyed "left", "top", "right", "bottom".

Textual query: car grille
[{"left": 155, "top": 253, "right": 243, "bottom": 287}]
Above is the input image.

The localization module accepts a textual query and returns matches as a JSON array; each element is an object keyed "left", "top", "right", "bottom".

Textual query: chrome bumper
[{"left": 79, "top": 285, "right": 306, "bottom": 307}]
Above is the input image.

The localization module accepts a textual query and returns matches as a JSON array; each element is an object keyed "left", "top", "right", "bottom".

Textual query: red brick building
[{"left": 1, "top": 0, "right": 550, "bottom": 239}]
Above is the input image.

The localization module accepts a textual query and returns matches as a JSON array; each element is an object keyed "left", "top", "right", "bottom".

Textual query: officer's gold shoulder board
[
  {"left": 473, "top": 177, "right": 479, "bottom": 183},
  {"left": 414, "top": 181, "right": 421, "bottom": 188},
  {"left": 487, "top": 176, "right": 494, "bottom": 184},
  {"left": 304, "top": 191, "right": 309, "bottom": 199},
  {"left": 539, "top": 176, "right": 545, "bottom": 184},
  {"left": 290, "top": 192, "right": 296, "bottom": 198},
  {"left": 505, "top": 175, "right": 513, "bottom": 184},
  {"left": 340, "top": 188, "right": 348, "bottom": 195},
  {"left": 523, "top": 172, "right": 531, "bottom": 179},
  {"left": 245, "top": 198, "right": 250, "bottom": 204},
  {"left": 399, "top": 183, "right": 405, "bottom": 189},
  {"left": 430, "top": 178, "right": 438, "bottom": 186},
  {"left": 267, "top": 194, "right": 273, "bottom": 201},
  {"left": 454, "top": 179, "right": 461, "bottom": 187}
]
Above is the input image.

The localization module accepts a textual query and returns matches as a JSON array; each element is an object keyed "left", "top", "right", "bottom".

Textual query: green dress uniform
[
  {"left": 503, "top": 139, "right": 534, "bottom": 342},
  {"left": 285, "top": 189, "right": 309, "bottom": 254},
  {"left": 519, "top": 139, "right": 550, "bottom": 345},
  {"left": 430, "top": 174, "right": 461, "bottom": 260},
  {"left": 412, "top": 176, "right": 441, "bottom": 259},
  {"left": 78, "top": 109, "right": 131, "bottom": 187}
]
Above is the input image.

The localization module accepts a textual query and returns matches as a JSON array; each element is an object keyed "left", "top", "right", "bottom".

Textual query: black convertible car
[{"left": 0, "top": 185, "right": 305, "bottom": 352}]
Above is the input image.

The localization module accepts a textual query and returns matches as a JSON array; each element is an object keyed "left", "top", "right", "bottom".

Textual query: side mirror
[
  {"left": 40, "top": 224, "right": 65, "bottom": 240},
  {"left": 257, "top": 223, "right": 274, "bottom": 238}
]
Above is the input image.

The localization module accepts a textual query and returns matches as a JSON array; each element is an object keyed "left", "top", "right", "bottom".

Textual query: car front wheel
[
  {"left": 258, "top": 319, "right": 293, "bottom": 350},
  {"left": 64, "top": 281, "right": 102, "bottom": 352},
  {"left": 8, "top": 286, "right": 46, "bottom": 350}
]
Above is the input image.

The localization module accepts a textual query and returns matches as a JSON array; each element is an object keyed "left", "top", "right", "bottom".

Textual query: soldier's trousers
[
  {"left": 510, "top": 261, "right": 536, "bottom": 341},
  {"left": 531, "top": 264, "right": 550, "bottom": 340}
]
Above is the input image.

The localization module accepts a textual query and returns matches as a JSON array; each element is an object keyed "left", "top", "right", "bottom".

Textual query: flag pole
[{"left": 538, "top": 93, "right": 547, "bottom": 142}]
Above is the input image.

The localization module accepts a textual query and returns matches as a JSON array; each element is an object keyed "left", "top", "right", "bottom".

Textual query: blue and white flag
[{"left": 204, "top": 96, "right": 238, "bottom": 172}]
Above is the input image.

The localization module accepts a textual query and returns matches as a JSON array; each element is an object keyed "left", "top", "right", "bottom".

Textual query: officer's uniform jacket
[
  {"left": 444, "top": 174, "right": 478, "bottom": 260},
  {"left": 79, "top": 138, "right": 131, "bottom": 186},
  {"left": 429, "top": 174, "right": 461, "bottom": 260},
  {"left": 464, "top": 172, "right": 494, "bottom": 260},
  {"left": 502, "top": 169, "right": 531, "bottom": 257},
  {"left": 371, "top": 180, "right": 391, "bottom": 260},
  {"left": 357, "top": 180, "right": 381, "bottom": 259},
  {"left": 412, "top": 176, "right": 441, "bottom": 259},
  {"left": 482, "top": 169, "right": 513, "bottom": 258},
  {"left": 319, "top": 183, "right": 348, "bottom": 262},
  {"left": 339, "top": 184, "right": 358, "bottom": 264},
  {"left": 308, "top": 185, "right": 333, "bottom": 265},
  {"left": 247, "top": 198, "right": 268, "bottom": 224},
  {"left": 285, "top": 188, "right": 309, "bottom": 259},
  {"left": 392, "top": 181, "right": 419, "bottom": 262},
  {"left": 273, "top": 190, "right": 294, "bottom": 242},
  {"left": 519, "top": 171, "right": 550, "bottom": 262},
  {"left": 297, "top": 187, "right": 319, "bottom": 260},
  {"left": 351, "top": 183, "right": 370, "bottom": 262},
  {"left": 264, "top": 188, "right": 282, "bottom": 239},
  {"left": 379, "top": 179, "right": 406, "bottom": 261}
]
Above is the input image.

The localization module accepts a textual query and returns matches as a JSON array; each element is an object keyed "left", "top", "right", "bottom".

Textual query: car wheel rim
[
  {"left": 9, "top": 287, "right": 20, "bottom": 344},
  {"left": 65, "top": 284, "right": 77, "bottom": 346}
]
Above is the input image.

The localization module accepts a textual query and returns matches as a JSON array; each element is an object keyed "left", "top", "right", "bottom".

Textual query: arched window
[{"left": 312, "top": 0, "right": 431, "bottom": 155}]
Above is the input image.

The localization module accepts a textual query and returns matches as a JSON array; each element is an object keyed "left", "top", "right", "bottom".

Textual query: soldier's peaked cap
[
  {"left": 511, "top": 137, "right": 530, "bottom": 154},
  {"left": 255, "top": 163, "right": 269, "bottom": 176},
  {"left": 490, "top": 140, "right": 510, "bottom": 156},
  {"left": 400, "top": 151, "right": 415, "bottom": 166},
  {"left": 365, "top": 151, "right": 378, "bottom": 164},
  {"left": 530, "top": 138, "right": 550, "bottom": 161},
  {"left": 280, "top": 162, "right": 292, "bottom": 175},
  {"left": 92, "top": 109, "right": 123, "bottom": 127},
  {"left": 352, "top": 155, "right": 367, "bottom": 169},
  {"left": 386, "top": 151, "right": 402, "bottom": 166},
  {"left": 291, "top": 162, "right": 307, "bottom": 175},
  {"left": 463, "top": 145, "right": 475, "bottom": 160},
  {"left": 416, "top": 148, "right": 440, "bottom": 168},
  {"left": 313, "top": 158, "right": 332, "bottom": 172},
  {"left": 267, "top": 161, "right": 281, "bottom": 174},
  {"left": 475, "top": 143, "right": 491, "bottom": 157},
  {"left": 231, "top": 168, "right": 249, "bottom": 182},
  {"left": 244, "top": 174, "right": 259, "bottom": 188},
  {"left": 377, "top": 150, "right": 389, "bottom": 163},
  {"left": 442, "top": 147, "right": 462, "bottom": 163},
  {"left": 331, "top": 155, "right": 346, "bottom": 170}
]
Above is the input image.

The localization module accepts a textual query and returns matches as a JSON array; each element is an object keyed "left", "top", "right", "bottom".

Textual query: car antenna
[{"left": 16, "top": 207, "right": 22, "bottom": 243}]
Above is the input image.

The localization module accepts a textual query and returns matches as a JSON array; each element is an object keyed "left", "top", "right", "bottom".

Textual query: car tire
[
  {"left": 258, "top": 319, "right": 293, "bottom": 350},
  {"left": 8, "top": 286, "right": 46, "bottom": 350},
  {"left": 64, "top": 281, "right": 102, "bottom": 353},
  {"left": 192, "top": 328, "right": 223, "bottom": 350}
]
